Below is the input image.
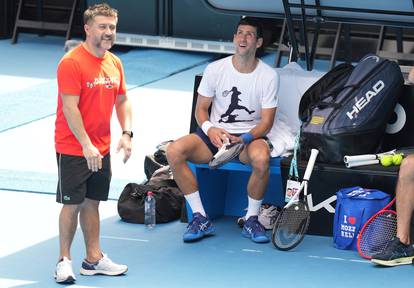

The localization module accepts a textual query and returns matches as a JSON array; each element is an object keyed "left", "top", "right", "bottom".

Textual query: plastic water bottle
[{"left": 144, "top": 191, "right": 156, "bottom": 229}]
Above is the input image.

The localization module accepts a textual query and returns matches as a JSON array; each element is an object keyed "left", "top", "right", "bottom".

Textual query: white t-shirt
[{"left": 197, "top": 55, "right": 279, "bottom": 134}]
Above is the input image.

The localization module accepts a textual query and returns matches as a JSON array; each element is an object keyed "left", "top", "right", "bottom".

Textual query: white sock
[
  {"left": 245, "top": 196, "right": 263, "bottom": 220},
  {"left": 185, "top": 191, "right": 206, "bottom": 217}
]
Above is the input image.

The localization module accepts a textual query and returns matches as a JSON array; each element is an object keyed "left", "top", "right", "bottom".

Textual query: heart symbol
[{"left": 349, "top": 216, "right": 356, "bottom": 225}]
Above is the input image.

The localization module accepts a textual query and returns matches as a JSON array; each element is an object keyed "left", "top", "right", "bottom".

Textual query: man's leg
[
  {"left": 79, "top": 199, "right": 102, "bottom": 262},
  {"left": 167, "top": 134, "right": 212, "bottom": 195},
  {"left": 55, "top": 204, "right": 80, "bottom": 283},
  {"left": 239, "top": 139, "right": 270, "bottom": 243},
  {"left": 396, "top": 155, "right": 414, "bottom": 244},
  {"left": 371, "top": 155, "right": 414, "bottom": 266},
  {"left": 59, "top": 204, "right": 81, "bottom": 260},
  {"left": 167, "top": 133, "right": 216, "bottom": 242}
]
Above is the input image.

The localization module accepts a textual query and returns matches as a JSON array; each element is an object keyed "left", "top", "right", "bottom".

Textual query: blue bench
[{"left": 186, "top": 157, "right": 284, "bottom": 221}]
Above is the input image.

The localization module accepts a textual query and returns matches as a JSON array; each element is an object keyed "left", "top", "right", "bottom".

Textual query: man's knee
[
  {"left": 166, "top": 141, "right": 186, "bottom": 166},
  {"left": 250, "top": 153, "right": 270, "bottom": 175},
  {"left": 80, "top": 198, "right": 99, "bottom": 211},
  {"left": 399, "top": 155, "right": 414, "bottom": 178}
]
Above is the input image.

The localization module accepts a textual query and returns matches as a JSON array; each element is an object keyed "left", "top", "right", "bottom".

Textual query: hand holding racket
[
  {"left": 208, "top": 138, "right": 244, "bottom": 169},
  {"left": 272, "top": 149, "right": 319, "bottom": 251},
  {"left": 357, "top": 197, "right": 397, "bottom": 259}
]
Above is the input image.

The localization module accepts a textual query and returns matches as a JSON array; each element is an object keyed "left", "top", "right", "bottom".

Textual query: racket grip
[
  {"left": 345, "top": 159, "right": 379, "bottom": 168},
  {"left": 303, "top": 149, "right": 319, "bottom": 181},
  {"left": 344, "top": 154, "right": 377, "bottom": 163}
]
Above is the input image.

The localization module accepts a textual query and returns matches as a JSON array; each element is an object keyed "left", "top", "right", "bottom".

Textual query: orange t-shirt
[{"left": 55, "top": 45, "right": 127, "bottom": 156}]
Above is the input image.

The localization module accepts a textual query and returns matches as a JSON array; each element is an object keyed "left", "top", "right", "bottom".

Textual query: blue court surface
[{"left": 0, "top": 34, "right": 412, "bottom": 288}]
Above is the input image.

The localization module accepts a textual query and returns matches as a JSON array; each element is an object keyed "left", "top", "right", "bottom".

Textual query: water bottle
[{"left": 144, "top": 191, "right": 156, "bottom": 229}]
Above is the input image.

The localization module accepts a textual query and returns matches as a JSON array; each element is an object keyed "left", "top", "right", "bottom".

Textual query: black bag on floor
[
  {"left": 299, "top": 54, "right": 404, "bottom": 163},
  {"left": 118, "top": 166, "right": 184, "bottom": 224}
]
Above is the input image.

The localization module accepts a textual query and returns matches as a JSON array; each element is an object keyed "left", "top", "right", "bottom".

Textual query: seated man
[
  {"left": 371, "top": 155, "right": 414, "bottom": 266},
  {"left": 167, "top": 17, "right": 279, "bottom": 243}
]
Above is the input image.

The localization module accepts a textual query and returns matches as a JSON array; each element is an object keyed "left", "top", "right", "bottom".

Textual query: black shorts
[
  {"left": 56, "top": 153, "right": 112, "bottom": 204},
  {"left": 194, "top": 127, "right": 273, "bottom": 155}
]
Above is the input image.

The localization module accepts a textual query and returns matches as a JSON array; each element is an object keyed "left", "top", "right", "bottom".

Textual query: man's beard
[{"left": 95, "top": 35, "right": 114, "bottom": 50}]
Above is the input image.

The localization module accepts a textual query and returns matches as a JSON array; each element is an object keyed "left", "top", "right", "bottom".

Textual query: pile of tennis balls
[{"left": 380, "top": 153, "right": 403, "bottom": 167}]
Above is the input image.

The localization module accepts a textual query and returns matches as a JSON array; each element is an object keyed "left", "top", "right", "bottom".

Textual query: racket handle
[
  {"left": 303, "top": 149, "right": 319, "bottom": 181},
  {"left": 345, "top": 159, "right": 379, "bottom": 168},
  {"left": 344, "top": 154, "right": 378, "bottom": 163},
  {"left": 343, "top": 149, "right": 396, "bottom": 164}
]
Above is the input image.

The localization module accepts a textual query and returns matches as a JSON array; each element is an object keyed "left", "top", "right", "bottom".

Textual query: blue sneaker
[
  {"left": 242, "top": 216, "right": 269, "bottom": 243},
  {"left": 183, "top": 212, "right": 215, "bottom": 242},
  {"left": 371, "top": 237, "right": 414, "bottom": 267}
]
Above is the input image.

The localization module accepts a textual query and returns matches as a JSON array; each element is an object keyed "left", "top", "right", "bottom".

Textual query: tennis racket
[
  {"left": 344, "top": 147, "right": 414, "bottom": 168},
  {"left": 272, "top": 149, "right": 319, "bottom": 251},
  {"left": 357, "top": 197, "right": 397, "bottom": 259},
  {"left": 208, "top": 141, "right": 245, "bottom": 169}
]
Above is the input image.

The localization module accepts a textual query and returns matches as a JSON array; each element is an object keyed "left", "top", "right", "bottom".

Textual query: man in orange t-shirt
[{"left": 54, "top": 3, "right": 131, "bottom": 284}]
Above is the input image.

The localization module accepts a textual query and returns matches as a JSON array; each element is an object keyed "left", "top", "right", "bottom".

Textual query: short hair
[
  {"left": 236, "top": 17, "right": 263, "bottom": 39},
  {"left": 83, "top": 3, "right": 118, "bottom": 25}
]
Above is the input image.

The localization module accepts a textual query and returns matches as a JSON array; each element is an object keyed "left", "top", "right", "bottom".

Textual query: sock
[
  {"left": 245, "top": 196, "right": 263, "bottom": 220},
  {"left": 185, "top": 191, "right": 206, "bottom": 217}
]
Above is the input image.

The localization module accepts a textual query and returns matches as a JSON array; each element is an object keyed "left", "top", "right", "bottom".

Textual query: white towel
[{"left": 267, "top": 63, "right": 325, "bottom": 157}]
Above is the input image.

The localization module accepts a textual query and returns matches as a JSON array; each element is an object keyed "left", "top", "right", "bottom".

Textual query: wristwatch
[{"left": 122, "top": 130, "right": 133, "bottom": 138}]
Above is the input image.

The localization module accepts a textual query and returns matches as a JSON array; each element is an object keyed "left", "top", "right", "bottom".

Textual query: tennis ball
[
  {"left": 380, "top": 155, "right": 393, "bottom": 167},
  {"left": 392, "top": 154, "right": 403, "bottom": 165}
]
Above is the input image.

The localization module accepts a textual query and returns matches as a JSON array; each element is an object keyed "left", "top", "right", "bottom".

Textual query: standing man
[
  {"left": 167, "top": 17, "right": 279, "bottom": 243},
  {"left": 54, "top": 3, "right": 132, "bottom": 283}
]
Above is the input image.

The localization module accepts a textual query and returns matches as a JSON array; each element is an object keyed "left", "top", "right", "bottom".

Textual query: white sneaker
[
  {"left": 54, "top": 257, "right": 76, "bottom": 283},
  {"left": 80, "top": 253, "right": 128, "bottom": 276}
]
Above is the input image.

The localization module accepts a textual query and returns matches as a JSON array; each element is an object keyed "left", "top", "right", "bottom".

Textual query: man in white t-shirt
[{"left": 167, "top": 17, "right": 279, "bottom": 243}]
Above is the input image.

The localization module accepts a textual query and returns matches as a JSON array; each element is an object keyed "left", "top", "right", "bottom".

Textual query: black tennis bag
[
  {"left": 118, "top": 166, "right": 184, "bottom": 224},
  {"left": 299, "top": 54, "right": 404, "bottom": 163}
]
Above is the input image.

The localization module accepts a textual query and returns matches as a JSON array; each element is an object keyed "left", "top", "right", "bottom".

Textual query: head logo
[{"left": 346, "top": 80, "right": 385, "bottom": 120}]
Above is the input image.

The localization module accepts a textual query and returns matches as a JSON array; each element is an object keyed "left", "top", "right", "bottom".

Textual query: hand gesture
[
  {"left": 117, "top": 134, "right": 132, "bottom": 163},
  {"left": 82, "top": 144, "right": 103, "bottom": 172}
]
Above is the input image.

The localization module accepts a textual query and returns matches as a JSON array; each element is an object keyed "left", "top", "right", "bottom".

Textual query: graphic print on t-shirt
[{"left": 219, "top": 86, "right": 255, "bottom": 123}]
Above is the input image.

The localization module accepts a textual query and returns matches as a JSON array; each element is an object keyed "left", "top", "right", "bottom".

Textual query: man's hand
[
  {"left": 117, "top": 134, "right": 132, "bottom": 163},
  {"left": 82, "top": 144, "right": 103, "bottom": 172},
  {"left": 229, "top": 135, "right": 243, "bottom": 144},
  {"left": 207, "top": 127, "right": 232, "bottom": 148}
]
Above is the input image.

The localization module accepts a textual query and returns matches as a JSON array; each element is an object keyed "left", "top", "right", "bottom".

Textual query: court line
[
  {"left": 101, "top": 235, "right": 149, "bottom": 242},
  {"left": 308, "top": 255, "right": 370, "bottom": 263}
]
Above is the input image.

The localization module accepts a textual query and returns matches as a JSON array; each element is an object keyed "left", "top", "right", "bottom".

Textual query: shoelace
[
  {"left": 187, "top": 216, "right": 208, "bottom": 233},
  {"left": 246, "top": 217, "right": 265, "bottom": 234}
]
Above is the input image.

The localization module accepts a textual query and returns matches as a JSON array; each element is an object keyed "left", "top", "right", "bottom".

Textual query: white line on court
[
  {"left": 101, "top": 235, "right": 149, "bottom": 242},
  {"left": 308, "top": 255, "right": 370, "bottom": 263},
  {"left": 242, "top": 249, "right": 263, "bottom": 253},
  {"left": 0, "top": 279, "right": 36, "bottom": 287},
  {"left": 349, "top": 259, "right": 371, "bottom": 263}
]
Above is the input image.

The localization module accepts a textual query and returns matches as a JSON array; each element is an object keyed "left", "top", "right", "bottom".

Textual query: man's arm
[
  {"left": 195, "top": 94, "right": 231, "bottom": 148},
  {"left": 230, "top": 107, "right": 276, "bottom": 144},
  {"left": 61, "top": 93, "right": 102, "bottom": 171},
  {"left": 115, "top": 93, "right": 133, "bottom": 163},
  {"left": 249, "top": 107, "right": 276, "bottom": 138}
]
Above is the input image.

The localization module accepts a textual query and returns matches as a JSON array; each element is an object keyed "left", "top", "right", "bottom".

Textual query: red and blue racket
[{"left": 357, "top": 197, "right": 397, "bottom": 259}]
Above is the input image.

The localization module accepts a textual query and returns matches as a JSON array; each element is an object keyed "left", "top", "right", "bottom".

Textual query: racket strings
[
  {"left": 273, "top": 203, "right": 310, "bottom": 249},
  {"left": 359, "top": 212, "right": 397, "bottom": 257}
]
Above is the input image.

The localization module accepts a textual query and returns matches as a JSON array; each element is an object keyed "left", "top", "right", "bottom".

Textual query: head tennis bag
[
  {"left": 333, "top": 187, "right": 391, "bottom": 250},
  {"left": 300, "top": 54, "right": 404, "bottom": 163}
]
